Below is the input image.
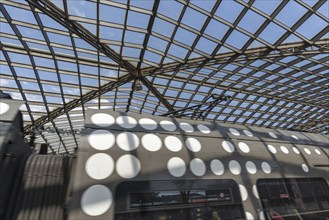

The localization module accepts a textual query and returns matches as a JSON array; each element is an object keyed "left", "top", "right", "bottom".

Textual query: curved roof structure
[{"left": 0, "top": 0, "right": 328, "bottom": 154}]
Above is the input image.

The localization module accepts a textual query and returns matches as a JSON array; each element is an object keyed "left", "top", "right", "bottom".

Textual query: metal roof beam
[
  {"left": 26, "top": 0, "right": 138, "bottom": 75},
  {"left": 142, "top": 39, "right": 329, "bottom": 76},
  {"left": 26, "top": 0, "right": 176, "bottom": 116},
  {"left": 24, "top": 74, "right": 135, "bottom": 134}
]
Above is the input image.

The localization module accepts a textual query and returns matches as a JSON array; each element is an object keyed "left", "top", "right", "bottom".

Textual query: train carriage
[
  {"left": 0, "top": 98, "right": 328, "bottom": 220},
  {"left": 68, "top": 109, "right": 329, "bottom": 220}
]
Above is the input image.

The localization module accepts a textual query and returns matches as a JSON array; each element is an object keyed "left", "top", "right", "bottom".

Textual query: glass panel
[
  {"left": 257, "top": 178, "right": 329, "bottom": 220},
  {"left": 115, "top": 179, "right": 245, "bottom": 220},
  {"left": 181, "top": 7, "right": 207, "bottom": 30},
  {"left": 215, "top": 1, "right": 244, "bottom": 23}
]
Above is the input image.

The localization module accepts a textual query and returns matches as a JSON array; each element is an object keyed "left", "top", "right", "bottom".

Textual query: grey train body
[
  {"left": 0, "top": 98, "right": 328, "bottom": 220},
  {"left": 69, "top": 110, "right": 329, "bottom": 220}
]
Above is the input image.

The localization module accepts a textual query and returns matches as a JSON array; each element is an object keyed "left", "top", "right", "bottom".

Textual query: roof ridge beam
[{"left": 142, "top": 39, "right": 329, "bottom": 76}]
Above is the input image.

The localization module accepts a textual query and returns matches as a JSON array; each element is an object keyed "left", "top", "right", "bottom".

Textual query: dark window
[
  {"left": 257, "top": 178, "right": 329, "bottom": 220},
  {"left": 115, "top": 179, "right": 245, "bottom": 220}
]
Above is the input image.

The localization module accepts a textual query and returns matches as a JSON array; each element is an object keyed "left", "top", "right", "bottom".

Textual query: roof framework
[{"left": 0, "top": 0, "right": 328, "bottom": 154}]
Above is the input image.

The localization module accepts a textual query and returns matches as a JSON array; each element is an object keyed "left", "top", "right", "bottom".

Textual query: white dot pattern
[
  {"left": 197, "top": 124, "right": 211, "bottom": 134},
  {"left": 85, "top": 153, "right": 114, "bottom": 180},
  {"left": 238, "top": 142, "right": 250, "bottom": 153},
  {"left": 280, "top": 146, "right": 289, "bottom": 154},
  {"left": 139, "top": 118, "right": 157, "bottom": 130},
  {"left": 267, "top": 144, "right": 277, "bottom": 154},
  {"left": 239, "top": 184, "right": 248, "bottom": 201},
  {"left": 291, "top": 134, "right": 299, "bottom": 140},
  {"left": 164, "top": 136, "right": 182, "bottom": 152},
  {"left": 0, "top": 102, "right": 10, "bottom": 115},
  {"left": 167, "top": 157, "right": 186, "bottom": 177},
  {"left": 315, "top": 149, "right": 321, "bottom": 155},
  {"left": 243, "top": 129, "right": 253, "bottom": 137},
  {"left": 222, "top": 140, "right": 235, "bottom": 153},
  {"left": 116, "top": 155, "right": 141, "bottom": 179},
  {"left": 229, "top": 160, "right": 241, "bottom": 175},
  {"left": 246, "top": 161, "right": 257, "bottom": 174},
  {"left": 190, "top": 158, "right": 206, "bottom": 176},
  {"left": 81, "top": 185, "right": 112, "bottom": 216},
  {"left": 229, "top": 128, "right": 240, "bottom": 136},
  {"left": 141, "top": 134, "right": 162, "bottom": 152},
  {"left": 210, "top": 159, "right": 224, "bottom": 176},
  {"left": 91, "top": 113, "right": 115, "bottom": 127},
  {"left": 116, "top": 132, "right": 139, "bottom": 151},
  {"left": 88, "top": 130, "right": 115, "bottom": 150},
  {"left": 160, "top": 120, "right": 176, "bottom": 131},
  {"left": 116, "top": 116, "right": 137, "bottom": 129},
  {"left": 302, "top": 164, "right": 309, "bottom": 172},
  {"left": 179, "top": 122, "right": 194, "bottom": 132},
  {"left": 261, "top": 162, "right": 271, "bottom": 174},
  {"left": 245, "top": 212, "right": 255, "bottom": 220},
  {"left": 304, "top": 148, "right": 311, "bottom": 154},
  {"left": 269, "top": 132, "right": 278, "bottom": 138},
  {"left": 185, "top": 138, "right": 202, "bottom": 152},
  {"left": 259, "top": 211, "right": 265, "bottom": 220},
  {"left": 252, "top": 185, "right": 259, "bottom": 199},
  {"left": 292, "top": 147, "right": 300, "bottom": 154}
]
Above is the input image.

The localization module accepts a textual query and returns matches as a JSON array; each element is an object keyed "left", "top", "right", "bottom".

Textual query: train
[{"left": 0, "top": 96, "right": 328, "bottom": 220}]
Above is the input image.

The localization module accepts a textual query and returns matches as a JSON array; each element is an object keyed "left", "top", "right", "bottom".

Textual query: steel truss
[{"left": 0, "top": 0, "right": 327, "bottom": 152}]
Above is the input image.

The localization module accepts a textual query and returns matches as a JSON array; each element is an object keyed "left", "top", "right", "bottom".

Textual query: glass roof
[{"left": 0, "top": 0, "right": 328, "bottom": 154}]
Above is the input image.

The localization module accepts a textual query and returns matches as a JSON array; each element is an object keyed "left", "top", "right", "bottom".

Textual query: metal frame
[{"left": 0, "top": 0, "right": 328, "bottom": 153}]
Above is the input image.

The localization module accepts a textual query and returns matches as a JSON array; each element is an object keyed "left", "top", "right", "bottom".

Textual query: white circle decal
[
  {"left": 245, "top": 212, "right": 255, "bottom": 220},
  {"left": 261, "top": 162, "right": 271, "bottom": 174},
  {"left": 167, "top": 157, "right": 186, "bottom": 177},
  {"left": 315, "top": 149, "right": 321, "bottom": 155},
  {"left": 222, "top": 140, "right": 235, "bottom": 153},
  {"left": 91, "top": 113, "right": 115, "bottom": 127},
  {"left": 210, "top": 159, "right": 224, "bottom": 176},
  {"left": 304, "top": 148, "right": 311, "bottom": 155},
  {"left": 229, "top": 128, "right": 240, "bottom": 136},
  {"left": 88, "top": 130, "right": 115, "bottom": 150},
  {"left": 302, "top": 164, "right": 309, "bottom": 172},
  {"left": 139, "top": 118, "right": 157, "bottom": 130},
  {"left": 179, "top": 122, "right": 194, "bottom": 133},
  {"left": 229, "top": 160, "right": 241, "bottom": 175},
  {"left": 116, "top": 116, "right": 137, "bottom": 129},
  {"left": 259, "top": 211, "right": 265, "bottom": 220},
  {"left": 116, "top": 155, "right": 141, "bottom": 179},
  {"left": 81, "top": 185, "right": 112, "bottom": 216},
  {"left": 292, "top": 147, "right": 300, "bottom": 154},
  {"left": 238, "top": 142, "right": 250, "bottom": 153},
  {"left": 267, "top": 144, "right": 277, "bottom": 154},
  {"left": 116, "top": 132, "right": 139, "bottom": 151},
  {"left": 85, "top": 153, "right": 114, "bottom": 180},
  {"left": 280, "top": 146, "right": 289, "bottom": 154},
  {"left": 197, "top": 124, "right": 211, "bottom": 134},
  {"left": 0, "top": 102, "right": 10, "bottom": 115},
  {"left": 185, "top": 138, "right": 202, "bottom": 152},
  {"left": 291, "top": 134, "right": 299, "bottom": 140},
  {"left": 141, "top": 134, "right": 162, "bottom": 151},
  {"left": 252, "top": 185, "right": 259, "bottom": 199},
  {"left": 246, "top": 161, "right": 257, "bottom": 174},
  {"left": 269, "top": 132, "right": 277, "bottom": 138},
  {"left": 239, "top": 184, "right": 248, "bottom": 201},
  {"left": 243, "top": 129, "right": 253, "bottom": 137},
  {"left": 164, "top": 136, "right": 182, "bottom": 152},
  {"left": 190, "top": 158, "right": 206, "bottom": 176},
  {"left": 160, "top": 120, "right": 176, "bottom": 131}
]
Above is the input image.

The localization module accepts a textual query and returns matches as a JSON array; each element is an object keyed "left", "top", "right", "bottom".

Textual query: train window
[
  {"left": 115, "top": 179, "right": 245, "bottom": 220},
  {"left": 257, "top": 178, "right": 329, "bottom": 220}
]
